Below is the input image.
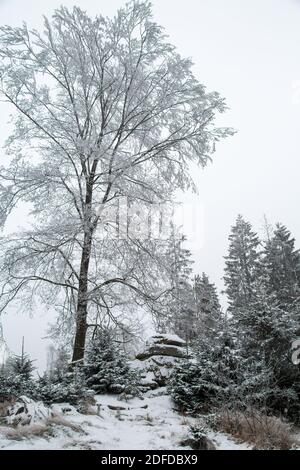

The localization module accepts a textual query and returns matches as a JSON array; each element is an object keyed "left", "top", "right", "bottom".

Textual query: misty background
[{"left": 0, "top": 0, "right": 300, "bottom": 370}]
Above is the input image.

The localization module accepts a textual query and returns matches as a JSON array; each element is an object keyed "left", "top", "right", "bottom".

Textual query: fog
[{"left": 1, "top": 0, "right": 300, "bottom": 369}]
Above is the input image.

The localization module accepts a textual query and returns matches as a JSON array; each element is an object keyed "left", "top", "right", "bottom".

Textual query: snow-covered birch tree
[{"left": 0, "top": 1, "right": 232, "bottom": 362}]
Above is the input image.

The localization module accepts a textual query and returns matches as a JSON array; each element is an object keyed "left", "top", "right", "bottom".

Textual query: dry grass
[
  {"left": 215, "top": 408, "right": 298, "bottom": 450},
  {"left": 180, "top": 416, "right": 190, "bottom": 426},
  {"left": 77, "top": 396, "right": 97, "bottom": 414},
  {"left": 4, "top": 423, "right": 53, "bottom": 440},
  {"left": 0, "top": 399, "right": 16, "bottom": 418},
  {"left": 144, "top": 413, "right": 154, "bottom": 423},
  {"left": 46, "top": 415, "right": 83, "bottom": 433},
  {"left": 82, "top": 405, "right": 98, "bottom": 416},
  {"left": 1, "top": 414, "right": 84, "bottom": 441}
]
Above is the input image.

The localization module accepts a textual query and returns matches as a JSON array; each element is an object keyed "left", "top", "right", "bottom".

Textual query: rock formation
[{"left": 132, "top": 334, "right": 189, "bottom": 391}]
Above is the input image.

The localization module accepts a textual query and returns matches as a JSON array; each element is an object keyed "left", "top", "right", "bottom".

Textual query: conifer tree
[
  {"left": 164, "top": 232, "right": 196, "bottom": 342},
  {"left": 170, "top": 327, "right": 240, "bottom": 413},
  {"left": 4, "top": 338, "right": 37, "bottom": 398},
  {"left": 38, "top": 343, "right": 95, "bottom": 406},
  {"left": 37, "top": 364, "right": 92, "bottom": 406},
  {"left": 84, "top": 329, "right": 141, "bottom": 397},
  {"left": 263, "top": 223, "right": 300, "bottom": 308},
  {"left": 224, "top": 215, "right": 262, "bottom": 312},
  {"left": 193, "top": 273, "right": 223, "bottom": 340},
  {"left": 7, "top": 337, "right": 34, "bottom": 379},
  {"left": 224, "top": 218, "right": 300, "bottom": 421},
  {"left": 235, "top": 282, "right": 300, "bottom": 420},
  {"left": 154, "top": 229, "right": 196, "bottom": 343},
  {"left": 47, "top": 345, "right": 70, "bottom": 382}
]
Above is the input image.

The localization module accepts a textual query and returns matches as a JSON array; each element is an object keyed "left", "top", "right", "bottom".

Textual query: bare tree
[{"left": 0, "top": 1, "right": 232, "bottom": 362}]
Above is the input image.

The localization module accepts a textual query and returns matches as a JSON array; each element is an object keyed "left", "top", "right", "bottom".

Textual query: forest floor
[{"left": 0, "top": 389, "right": 250, "bottom": 450}]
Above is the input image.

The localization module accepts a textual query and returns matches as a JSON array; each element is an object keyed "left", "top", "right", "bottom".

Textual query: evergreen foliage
[
  {"left": 84, "top": 329, "right": 141, "bottom": 397},
  {"left": 224, "top": 218, "right": 300, "bottom": 423},
  {"left": 263, "top": 223, "right": 300, "bottom": 308},
  {"left": 224, "top": 215, "right": 262, "bottom": 312},
  {"left": 170, "top": 331, "right": 240, "bottom": 413},
  {"left": 37, "top": 366, "right": 93, "bottom": 406},
  {"left": 37, "top": 345, "right": 93, "bottom": 406},
  {"left": 193, "top": 273, "right": 223, "bottom": 340},
  {"left": 1, "top": 342, "right": 37, "bottom": 399},
  {"left": 171, "top": 217, "right": 300, "bottom": 425},
  {"left": 159, "top": 232, "right": 197, "bottom": 342}
]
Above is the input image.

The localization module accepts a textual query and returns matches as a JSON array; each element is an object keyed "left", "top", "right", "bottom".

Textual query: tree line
[{"left": 170, "top": 215, "right": 300, "bottom": 424}]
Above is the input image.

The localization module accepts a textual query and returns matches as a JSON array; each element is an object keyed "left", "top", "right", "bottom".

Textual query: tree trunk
[
  {"left": 72, "top": 302, "right": 88, "bottom": 364},
  {"left": 71, "top": 158, "right": 106, "bottom": 364},
  {"left": 71, "top": 231, "right": 92, "bottom": 363}
]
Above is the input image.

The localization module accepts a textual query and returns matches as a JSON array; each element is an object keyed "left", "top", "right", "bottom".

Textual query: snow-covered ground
[{"left": 0, "top": 391, "right": 250, "bottom": 450}]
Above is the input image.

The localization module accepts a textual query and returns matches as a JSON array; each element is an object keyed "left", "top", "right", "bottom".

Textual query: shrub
[
  {"left": 214, "top": 408, "right": 297, "bottom": 450},
  {"left": 0, "top": 398, "right": 16, "bottom": 418},
  {"left": 84, "top": 330, "right": 141, "bottom": 397},
  {"left": 170, "top": 335, "right": 239, "bottom": 414},
  {"left": 0, "top": 355, "right": 37, "bottom": 401},
  {"left": 180, "top": 425, "right": 216, "bottom": 450},
  {"left": 37, "top": 366, "right": 94, "bottom": 407}
]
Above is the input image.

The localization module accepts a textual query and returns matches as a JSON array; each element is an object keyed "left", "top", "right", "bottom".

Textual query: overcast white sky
[{"left": 1, "top": 0, "right": 300, "bottom": 369}]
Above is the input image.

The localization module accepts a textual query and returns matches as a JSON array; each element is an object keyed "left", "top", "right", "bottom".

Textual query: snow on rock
[
  {"left": 136, "top": 344, "right": 187, "bottom": 360},
  {"left": 6, "top": 396, "right": 52, "bottom": 426},
  {"left": 148, "top": 334, "right": 187, "bottom": 347},
  {"left": 50, "top": 404, "right": 79, "bottom": 416},
  {"left": 132, "top": 334, "right": 189, "bottom": 391},
  {"left": 136, "top": 334, "right": 188, "bottom": 360},
  {"left": 137, "top": 370, "right": 158, "bottom": 390}
]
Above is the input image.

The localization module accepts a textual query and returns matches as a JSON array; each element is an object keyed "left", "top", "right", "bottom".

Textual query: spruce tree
[
  {"left": 4, "top": 339, "right": 37, "bottom": 398},
  {"left": 7, "top": 354, "right": 35, "bottom": 381},
  {"left": 84, "top": 329, "right": 141, "bottom": 397},
  {"left": 37, "top": 344, "right": 94, "bottom": 406},
  {"left": 37, "top": 364, "right": 92, "bottom": 406},
  {"left": 224, "top": 215, "right": 262, "bottom": 313},
  {"left": 161, "top": 231, "right": 197, "bottom": 342},
  {"left": 47, "top": 345, "right": 70, "bottom": 382},
  {"left": 193, "top": 273, "right": 223, "bottom": 340},
  {"left": 224, "top": 218, "right": 300, "bottom": 421},
  {"left": 236, "top": 282, "right": 300, "bottom": 420},
  {"left": 263, "top": 223, "right": 300, "bottom": 308},
  {"left": 170, "top": 328, "right": 240, "bottom": 413}
]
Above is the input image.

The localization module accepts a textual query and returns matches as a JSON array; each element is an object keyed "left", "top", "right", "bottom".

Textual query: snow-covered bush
[
  {"left": 170, "top": 334, "right": 239, "bottom": 414},
  {"left": 36, "top": 344, "right": 94, "bottom": 408},
  {"left": 0, "top": 353, "right": 37, "bottom": 400},
  {"left": 233, "top": 355, "right": 300, "bottom": 424},
  {"left": 37, "top": 366, "right": 94, "bottom": 407},
  {"left": 213, "top": 408, "right": 297, "bottom": 450},
  {"left": 84, "top": 331, "right": 141, "bottom": 397},
  {"left": 181, "top": 425, "right": 216, "bottom": 450}
]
